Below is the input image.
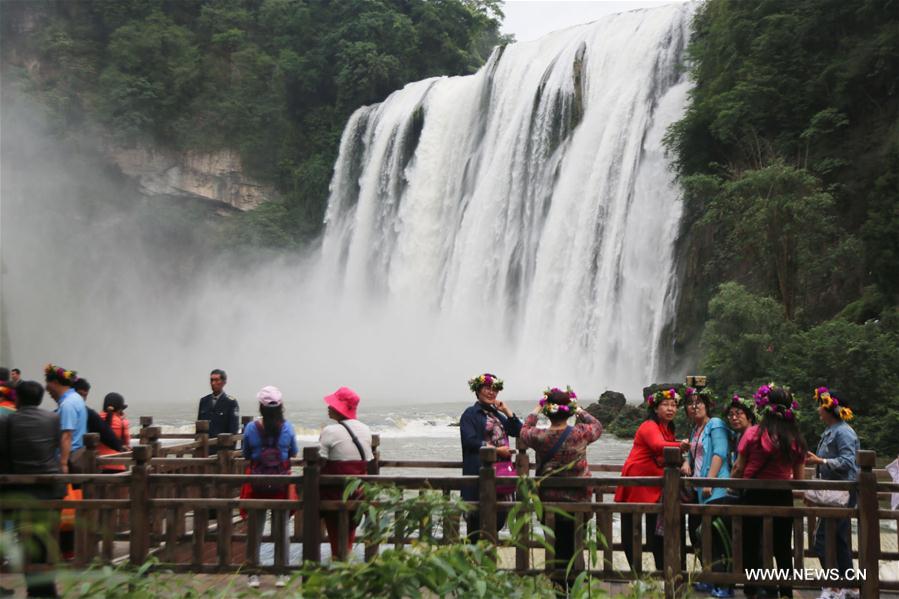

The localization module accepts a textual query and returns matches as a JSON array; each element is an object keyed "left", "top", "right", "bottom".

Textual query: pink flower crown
[
  {"left": 753, "top": 383, "right": 798, "bottom": 421},
  {"left": 539, "top": 386, "right": 578, "bottom": 416}
]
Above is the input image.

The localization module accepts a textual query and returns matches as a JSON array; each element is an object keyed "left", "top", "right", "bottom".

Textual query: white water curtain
[{"left": 318, "top": 4, "right": 695, "bottom": 399}]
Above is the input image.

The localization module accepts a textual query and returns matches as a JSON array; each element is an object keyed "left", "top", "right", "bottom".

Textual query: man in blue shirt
[{"left": 45, "top": 363, "right": 87, "bottom": 473}]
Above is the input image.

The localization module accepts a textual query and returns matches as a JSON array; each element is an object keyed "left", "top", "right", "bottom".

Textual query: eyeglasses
[
  {"left": 686, "top": 401, "right": 704, "bottom": 408},
  {"left": 727, "top": 412, "right": 745, "bottom": 419}
]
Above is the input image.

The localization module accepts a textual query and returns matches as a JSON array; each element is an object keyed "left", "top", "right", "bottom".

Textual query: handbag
[
  {"left": 493, "top": 460, "right": 518, "bottom": 495},
  {"left": 805, "top": 488, "right": 849, "bottom": 507},
  {"left": 60, "top": 484, "right": 83, "bottom": 532}
]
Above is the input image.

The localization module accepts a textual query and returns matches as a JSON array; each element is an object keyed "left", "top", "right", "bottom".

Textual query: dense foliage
[
  {"left": 666, "top": 0, "right": 899, "bottom": 457},
  {"left": 1, "top": 0, "right": 508, "bottom": 247}
]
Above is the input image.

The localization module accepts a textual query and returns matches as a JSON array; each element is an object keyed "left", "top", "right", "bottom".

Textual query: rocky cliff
[{"left": 107, "top": 144, "right": 274, "bottom": 211}]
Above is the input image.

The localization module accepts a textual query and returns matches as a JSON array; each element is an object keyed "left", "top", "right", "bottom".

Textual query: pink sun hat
[
  {"left": 257, "top": 385, "right": 283, "bottom": 407},
  {"left": 324, "top": 387, "right": 359, "bottom": 420}
]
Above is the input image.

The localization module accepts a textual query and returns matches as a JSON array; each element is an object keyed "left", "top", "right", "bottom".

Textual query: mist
[{"left": 0, "top": 88, "right": 539, "bottom": 420}]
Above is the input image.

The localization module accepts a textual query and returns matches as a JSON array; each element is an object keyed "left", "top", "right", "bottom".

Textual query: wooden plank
[
  {"left": 762, "top": 517, "right": 773, "bottom": 569},
  {"left": 661, "top": 447, "right": 683, "bottom": 598},
  {"left": 793, "top": 515, "right": 804, "bottom": 569},
  {"left": 301, "top": 447, "right": 321, "bottom": 564},
  {"left": 336, "top": 509, "right": 349, "bottom": 561},
  {"left": 545, "top": 511, "right": 556, "bottom": 574},
  {"left": 273, "top": 510, "right": 288, "bottom": 568},
  {"left": 731, "top": 516, "right": 742, "bottom": 574},
  {"left": 478, "top": 447, "right": 498, "bottom": 544},
  {"left": 245, "top": 510, "right": 261, "bottom": 567},
  {"left": 700, "top": 514, "right": 711, "bottom": 572},
  {"left": 574, "top": 511, "right": 585, "bottom": 571},
  {"left": 632, "top": 514, "right": 643, "bottom": 575},
  {"left": 599, "top": 510, "right": 613, "bottom": 574}
]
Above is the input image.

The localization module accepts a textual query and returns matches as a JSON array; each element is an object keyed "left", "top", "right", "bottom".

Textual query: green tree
[
  {"left": 699, "top": 282, "right": 794, "bottom": 393},
  {"left": 97, "top": 12, "right": 201, "bottom": 141}
]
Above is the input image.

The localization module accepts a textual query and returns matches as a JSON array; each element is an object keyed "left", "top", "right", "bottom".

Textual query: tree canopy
[
  {"left": 667, "top": 0, "right": 899, "bottom": 457},
  {"left": 5, "top": 0, "right": 509, "bottom": 247}
]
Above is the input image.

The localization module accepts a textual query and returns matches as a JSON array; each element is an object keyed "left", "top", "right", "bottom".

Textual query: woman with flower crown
[
  {"left": 731, "top": 384, "right": 807, "bottom": 599},
  {"left": 724, "top": 394, "right": 757, "bottom": 466},
  {"left": 460, "top": 372, "right": 522, "bottom": 541},
  {"left": 804, "top": 388, "right": 859, "bottom": 599},
  {"left": 614, "top": 387, "right": 689, "bottom": 571},
  {"left": 683, "top": 388, "right": 734, "bottom": 598},
  {"left": 520, "top": 386, "right": 602, "bottom": 576}
]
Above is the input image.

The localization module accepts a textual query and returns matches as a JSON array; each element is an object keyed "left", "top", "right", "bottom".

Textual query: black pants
[
  {"left": 813, "top": 515, "right": 853, "bottom": 579},
  {"left": 687, "top": 497, "right": 731, "bottom": 583},
  {"left": 742, "top": 489, "right": 794, "bottom": 598},
  {"left": 551, "top": 516, "right": 575, "bottom": 571}
]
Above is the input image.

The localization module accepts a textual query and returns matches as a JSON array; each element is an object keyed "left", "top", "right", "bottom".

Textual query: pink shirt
[{"left": 737, "top": 424, "right": 804, "bottom": 479}]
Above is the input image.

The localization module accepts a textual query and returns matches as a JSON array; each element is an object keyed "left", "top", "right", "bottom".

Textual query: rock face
[
  {"left": 108, "top": 145, "right": 274, "bottom": 211},
  {"left": 584, "top": 390, "right": 644, "bottom": 439},
  {"left": 585, "top": 390, "right": 627, "bottom": 424}
]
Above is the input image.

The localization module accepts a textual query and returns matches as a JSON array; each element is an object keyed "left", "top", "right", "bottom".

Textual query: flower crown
[
  {"left": 728, "top": 394, "right": 757, "bottom": 418},
  {"left": 539, "top": 386, "right": 578, "bottom": 416},
  {"left": 753, "top": 383, "right": 798, "bottom": 421},
  {"left": 44, "top": 363, "right": 78, "bottom": 385},
  {"left": 645, "top": 387, "right": 679, "bottom": 409},
  {"left": 0, "top": 382, "right": 15, "bottom": 404},
  {"left": 684, "top": 386, "right": 716, "bottom": 407},
  {"left": 468, "top": 373, "right": 503, "bottom": 393},
  {"left": 814, "top": 387, "right": 854, "bottom": 421}
]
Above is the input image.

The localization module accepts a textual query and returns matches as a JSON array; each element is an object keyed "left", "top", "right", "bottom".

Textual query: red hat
[{"left": 323, "top": 387, "right": 359, "bottom": 420}]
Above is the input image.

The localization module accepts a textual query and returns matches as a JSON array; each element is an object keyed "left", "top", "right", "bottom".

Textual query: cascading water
[{"left": 319, "top": 4, "right": 695, "bottom": 400}]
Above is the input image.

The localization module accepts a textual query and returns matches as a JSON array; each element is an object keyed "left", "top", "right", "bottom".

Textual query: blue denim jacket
[
  {"left": 815, "top": 421, "right": 859, "bottom": 482},
  {"left": 689, "top": 417, "right": 731, "bottom": 504}
]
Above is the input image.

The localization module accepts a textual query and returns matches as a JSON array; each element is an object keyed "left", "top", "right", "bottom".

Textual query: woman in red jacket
[
  {"left": 614, "top": 388, "right": 687, "bottom": 571},
  {"left": 98, "top": 393, "right": 130, "bottom": 473}
]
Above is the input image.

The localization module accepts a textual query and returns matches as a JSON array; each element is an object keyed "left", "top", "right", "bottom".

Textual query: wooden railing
[{"left": 1, "top": 420, "right": 896, "bottom": 598}]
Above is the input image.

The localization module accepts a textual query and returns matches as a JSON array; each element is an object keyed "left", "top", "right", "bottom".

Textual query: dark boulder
[
  {"left": 607, "top": 403, "right": 645, "bottom": 439},
  {"left": 585, "top": 390, "right": 627, "bottom": 425}
]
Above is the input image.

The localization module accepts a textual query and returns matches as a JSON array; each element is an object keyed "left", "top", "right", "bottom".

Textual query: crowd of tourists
[
  {"left": 0, "top": 364, "right": 372, "bottom": 595},
  {"left": 0, "top": 363, "right": 887, "bottom": 598},
  {"left": 461, "top": 372, "right": 868, "bottom": 599}
]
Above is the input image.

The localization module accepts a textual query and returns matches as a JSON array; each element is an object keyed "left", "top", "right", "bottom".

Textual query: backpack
[{"left": 250, "top": 420, "right": 289, "bottom": 495}]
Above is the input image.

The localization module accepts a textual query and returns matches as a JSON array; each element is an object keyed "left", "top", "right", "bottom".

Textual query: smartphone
[{"left": 685, "top": 375, "right": 707, "bottom": 388}]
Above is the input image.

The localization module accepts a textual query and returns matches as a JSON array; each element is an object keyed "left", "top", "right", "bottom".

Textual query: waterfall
[{"left": 318, "top": 4, "right": 694, "bottom": 400}]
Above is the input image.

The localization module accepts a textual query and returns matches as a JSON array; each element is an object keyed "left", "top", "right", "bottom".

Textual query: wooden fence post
[
  {"left": 140, "top": 426, "right": 161, "bottom": 457},
  {"left": 216, "top": 434, "right": 235, "bottom": 566},
  {"left": 662, "top": 446, "right": 684, "bottom": 599},
  {"left": 367, "top": 434, "right": 380, "bottom": 475},
  {"left": 129, "top": 445, "right": 151, "bottom": 564},
  {"left": 195, "top": 420, "right": 209, "bottom": 460},
  {"left": 515, "top": 450, "right": 531, "bottom": 573},
  {"left": 302, "top": 446, "right": 321, "bottom": 563},
  {"left": 75, "top": 433, "right": 100, "bottom": 566},
  {"left": 241, "top": 415, "right": 253, "bottom": 431},
  {"left": 857, "top": 450, "right": 880, "bottom": 599},
  {"left": 478, "top": 446, "right": 498, "bottom": 545},
  {"left": 364, "top": 434, "right": 381, "bottom": 561}
]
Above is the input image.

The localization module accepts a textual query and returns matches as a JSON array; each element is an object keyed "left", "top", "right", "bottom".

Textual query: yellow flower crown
[
  {"left": 814, "top": 387, "right": 854, "bottom": 421},
  {"left": 44, "top": 363, "right": 78, "bottom": 385}
]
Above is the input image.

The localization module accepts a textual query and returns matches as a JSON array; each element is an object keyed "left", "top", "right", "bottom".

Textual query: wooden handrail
[{"left": 2, "top": 443, "right": 896, "bottom": 596}]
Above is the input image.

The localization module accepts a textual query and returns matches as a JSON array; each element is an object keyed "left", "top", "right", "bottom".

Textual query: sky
[{"left": 501, "top": 0, "right": 687, "bottom": 42}]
